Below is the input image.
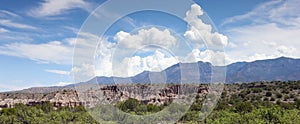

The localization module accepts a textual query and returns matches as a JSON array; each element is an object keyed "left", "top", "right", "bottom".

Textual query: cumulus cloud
[
  {"left": 72, "top": 63, "right": 94, "bottom": 81},
  {"left": 184, "top": 4, "right": 228, "bottom": 50},
  {"left": 92, "top": 27, "right": 180, "bottom": 77},
  {"left": 91, "top": 4, "right": 229, "bottom": 78},
  {"left": 114, "top": 27, "right": 177, "bottom": 49},
  {"left": 94, "top": 38, "right": 116, "bottom": 77},
  {"left": 71, "top": 32, "right": 110, "bottom": 82},
  {"left": 114, "top": 50, "right": 178, "bottom": 77},
  {"left": 182, "top": 49, "right": 226, "bottom": 66},
  {"left": 95, "top": 37, "right": 177, "bottom": 77},
  {"left": 29, "top": 0, "right": 92, "bottom": 17}
]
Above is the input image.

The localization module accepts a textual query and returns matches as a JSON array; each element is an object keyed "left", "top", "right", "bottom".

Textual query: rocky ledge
[{"left": 0, "top": 84, "right": 208, "bottom": 110}]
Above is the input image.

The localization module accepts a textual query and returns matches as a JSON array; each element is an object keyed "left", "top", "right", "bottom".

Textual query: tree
[
  {"left": 36, "top": 101, "right": 54, "bottom": 113},
  {"left": 119, "top": 98, "right": 140, "bottom": 112},
  {"left": 233, "top": 102, "right": 254, "bottom": 113}
]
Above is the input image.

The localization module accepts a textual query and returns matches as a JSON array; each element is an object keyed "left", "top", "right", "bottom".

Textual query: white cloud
[
  {"left": 114, "top": 27, "right": 177, "bottom": 49},
  {"left": 0, "top": 81, "right": 45, "bottom": 92},
  {"left": 0, "top": 10, "right": 20, "bottom": 18},
  {"left": 0, "top": 28, "right": 9, "bottom": 33},
  {"left": 94, "top": 39, "right": 115, "bottom": 77},
  {"left": 222, "top": 1, "right": 283, "bottom": 26},
  {"left": 92, "top": 4, "right": 230, "bottom": 78},
  {"left": 0, "top": 41, "right": 73, "bottom": 64},
  {"left": 182, "top": 49, "right": 226, "bottom": 66},
  {"left": 71, "top": 32, "right": 115, "bottom": 82},
  {"left": 29, "top": 0, "right": 92, "bottom": 17},
  {"left": 0, "top": 83, "right": 24, "bottom": 91},
  {"left": 184, "top": 4, "right": 228, "bottom": 50},
  {"left": 63, "top": 26, "right": 80, "bottom": 33},
  {"left": 225, "top": 25, "right": 300, "bottom": 62},
  {"left": 114, "top": 50, "right": 178, "bottom": 77},
  {"left": 94, "top": 27, "right": 180, "bottom": 77},
  {"left": 94, "top": 29, "right": 180, "bottom": 77},
  {"left": 223, "top": 0, "right": 300, "bottom": 27},
  {"left": 57, "top": 82, "right": 72, "bottom": 86},
  {"left": 45, "top": 69, "right": 70, "bottom": 75},
  {"left": 0, "top": 19, "right": 37, "bottom": 30},
  {"left": 72, "top": 63, "right": 95, "bottom": 81},
  {"left": 224, "top": 1, "right": 300, "bottom": 64}
]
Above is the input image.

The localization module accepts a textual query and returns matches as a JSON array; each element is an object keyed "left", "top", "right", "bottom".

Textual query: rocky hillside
[
  {"left": 0, "top": 84, "right": 208, "bottom": 110},
  {"left": 2, "top": 81, "right": 300, "bottom": 111},
  {"left": 0, "top": 90, "right": 81, "bottom": 110}
]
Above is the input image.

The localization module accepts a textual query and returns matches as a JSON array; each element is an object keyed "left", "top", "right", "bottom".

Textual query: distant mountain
[
  {"left": 15, "top": 57, "right": 300, "bottom": 93},
  {"left": 226, "top": 57, "right": 300, "bottom": 83},
  {"left": 87, "top": 56, "right": 300, "bottom": 85},
  {"left": 17, "top": 86, "right": 65, "bottom": 93}
]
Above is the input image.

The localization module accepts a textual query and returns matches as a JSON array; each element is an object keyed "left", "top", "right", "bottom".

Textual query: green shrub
[
  {"left": 146, "top": 104, "right": 161, "bottom": 113},
  {"left": 276, "top": 93, "right": 283, "bottom": 99},
  {"left": 270, "top": 97, "right": 276, "bottom": 101},
  {"left": 233, "top": 102, "right": 254, "bottom": 113},
  {"left": 266, "top": 92, "right": 272, "bottom": 97},
  {"left": 119, "top": 98, "right": 140, "bottom": 112}
]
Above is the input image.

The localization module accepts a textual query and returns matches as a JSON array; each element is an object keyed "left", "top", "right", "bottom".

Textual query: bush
[
  {"left": 180, "top": 111, "right": 199, "bottom": 122},
  {"left": 135, "top": 104, "right": 147, "bottom": 114},
  {"left": 276, "top": 93, "right": 283, "bottom": 99},
  {"left": 146, "top": 104, "right": 161, "bottom": 113},
  {"left": 283, "top": 95, "right": 289, "bottom": 101},
  {"left": 266, "top": 92, "right": 272, "bottom": 97},
  {"left": 0, "top": 108, "right": 16, "bottom": 116},
  {"left": 252, "top": 88, "right": 262, "bottom": 93},
  {"left": 233, "top": 102, "right": 254, "bottom": 113},
  {"left": 294, "top": 98, "right": 300, "bottom": 109},
  {"left": 0, "top": 103, "right": 98, "bottom": 124},
  {"left": 190, "top": 102, "right": 202, "bottom": 111},
  {"left": 119, "top": 98, "right": 140, "bottom": 112},
  {"left": 270, "top": 97, "right": 276, "bottom": 101}
]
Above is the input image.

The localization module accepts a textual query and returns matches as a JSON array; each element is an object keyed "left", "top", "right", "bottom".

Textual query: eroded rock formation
[{"left": 0, "top": 84, "right": 208, "bottom": 110}]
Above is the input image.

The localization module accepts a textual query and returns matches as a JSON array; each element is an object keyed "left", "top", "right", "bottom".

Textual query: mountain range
[{"left": 18, "top": 57, "right": 300, "bottom": 93}]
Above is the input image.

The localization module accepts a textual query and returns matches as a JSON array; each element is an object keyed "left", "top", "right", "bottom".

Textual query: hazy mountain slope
[
  {"left": 14, "top": 57, "right": 300, "bottom": 93},
  {"left": 84, "top": 57, "right": 300, "bottom": 84},
  {"left": 228, "top": 57, "right": 300, "bottom": 83}
]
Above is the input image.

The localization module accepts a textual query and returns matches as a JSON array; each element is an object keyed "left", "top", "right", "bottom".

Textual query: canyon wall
[{"left": 0, "top": 84, "right": 208, "bottom": 110}]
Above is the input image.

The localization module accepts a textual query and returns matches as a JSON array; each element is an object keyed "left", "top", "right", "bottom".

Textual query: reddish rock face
[{"left": 0, "top": 84, "right": 208, "bottom": 109}]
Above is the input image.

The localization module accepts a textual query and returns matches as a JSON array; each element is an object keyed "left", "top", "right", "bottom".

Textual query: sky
[{"left": 0, "top": 0, "right": 299, "bottom": 92}]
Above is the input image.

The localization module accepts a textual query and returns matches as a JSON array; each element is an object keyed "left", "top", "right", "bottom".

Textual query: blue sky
[{"left": 0, "top": 0, "right": 299, "bottom": 92}]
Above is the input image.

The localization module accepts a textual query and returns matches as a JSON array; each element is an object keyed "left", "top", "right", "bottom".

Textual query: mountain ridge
[{"left": 15, "top": 56, "right": 300, "bottom": 93}]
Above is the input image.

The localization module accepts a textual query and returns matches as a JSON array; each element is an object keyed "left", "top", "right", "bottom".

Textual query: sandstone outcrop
[{"left": 0, "top": 84, "right": 208, "bottom": 110}]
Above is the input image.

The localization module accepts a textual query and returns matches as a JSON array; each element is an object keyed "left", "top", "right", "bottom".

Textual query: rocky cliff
[{"left": 0, "top": 84, "right": 208, "bottom": 110}]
